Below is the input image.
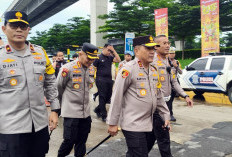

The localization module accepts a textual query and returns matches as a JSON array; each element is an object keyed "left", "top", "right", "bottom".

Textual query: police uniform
[
  {"left": 57, "top": 43, "right": 98, "bottom": 157},
  {"left": 0, "top": 11, "right": 59, "bottom": 157},
  {"left": 107, "top": 36, "right": 170, "bottom": 157},
  {"left": 147, "top": 53, "right": 188, "bottom": 157}
]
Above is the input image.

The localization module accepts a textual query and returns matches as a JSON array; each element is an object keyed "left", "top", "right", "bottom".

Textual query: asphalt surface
[{"left": 47, "top": 86, "right": 232, "bottom": 157}]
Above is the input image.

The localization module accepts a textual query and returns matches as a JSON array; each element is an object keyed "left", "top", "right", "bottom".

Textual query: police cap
[
  {"left": 82, "top": 43, "right": 99, "bottom": 59},
  {"left": 4, "top": 11, "right": 29, "bottom": 25},
  {"left": 133, "top": 35, "right": 159, "bottom": 47}
]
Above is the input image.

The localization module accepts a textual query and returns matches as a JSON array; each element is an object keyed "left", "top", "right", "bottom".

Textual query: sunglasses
[{"left": 8, "top": 22, "right": 29, "bottom": 30}]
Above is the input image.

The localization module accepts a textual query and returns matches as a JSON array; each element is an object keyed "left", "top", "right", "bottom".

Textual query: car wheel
[
  {"left": 194, "top": 90, "right": 205, "bottom": 95},
  {"left": 228, "top": 87, "right": 232, "bottom": 104}
]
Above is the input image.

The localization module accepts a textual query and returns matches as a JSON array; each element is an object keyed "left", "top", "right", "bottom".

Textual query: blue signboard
[{"left": 125, "top": 33, "right": 135, "bottom": 56}]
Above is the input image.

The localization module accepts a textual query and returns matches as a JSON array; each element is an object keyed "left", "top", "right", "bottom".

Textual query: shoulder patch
[
  {"left": 62, "top": 68, "right": 69, "bottom": 77},
  {"left": 122, "top": 69, "right": 130, "bottom": 78}
]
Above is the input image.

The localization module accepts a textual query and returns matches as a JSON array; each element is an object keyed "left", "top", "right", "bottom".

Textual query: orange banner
[
  {"left": 201, "top": 0, "right": 220, "bottom": 56},
  {"left": 155, "top": 8, "right": 168, "bottom": 37}
]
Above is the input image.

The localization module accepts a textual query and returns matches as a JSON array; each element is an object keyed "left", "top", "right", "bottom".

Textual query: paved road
[{"left": 47, "top": 87, "right": 232, "bottom": 157}]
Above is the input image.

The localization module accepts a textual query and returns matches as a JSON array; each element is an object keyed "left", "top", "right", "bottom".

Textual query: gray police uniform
[
  {"left": 0, "top": 43, "right": 59, "bottom": 157},
  {"left": 0, "top": 43, "right": 59, "bottom": 134},
  {"left": 147, "top": 53, "right": 188, "bottom": 156},
  {"left": 107, "top": 57, "right": 170, "bottom": 156},
  {"left": 57, "top": 59, "right": 95, "bottom": 157}
]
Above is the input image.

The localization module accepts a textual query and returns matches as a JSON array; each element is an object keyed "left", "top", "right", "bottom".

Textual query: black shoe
[
  {"left": 94, "top": 108, "right": 101, "bottom": 118},
  {"left": 170, "top": 115, "right": 176, "bottom": 122}
]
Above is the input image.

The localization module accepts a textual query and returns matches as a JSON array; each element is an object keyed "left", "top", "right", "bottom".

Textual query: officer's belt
[{"left": 163, "top": 95, "right": 171, "bottom": 102}]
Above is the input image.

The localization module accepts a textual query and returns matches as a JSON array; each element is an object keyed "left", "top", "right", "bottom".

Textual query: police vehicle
[{"left": 179, "top": 55, "right": 232, "bottom": 104}]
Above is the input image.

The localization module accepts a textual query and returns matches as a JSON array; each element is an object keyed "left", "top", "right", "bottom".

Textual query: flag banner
[
  {"left": 201, "top": 0, "right": 220, "bottom": 56},
  {"left": 155, "top": 8, "right": 168, "bottom": 37}
]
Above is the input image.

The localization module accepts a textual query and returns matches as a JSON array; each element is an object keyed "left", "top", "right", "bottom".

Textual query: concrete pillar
[{"left": 90, "top": 0, "right": 108, "bottom": 47}]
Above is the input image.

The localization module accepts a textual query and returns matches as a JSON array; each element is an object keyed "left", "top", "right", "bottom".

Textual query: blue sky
[{"left": 0, "top": 0, "right": 114, "bottom": 42}]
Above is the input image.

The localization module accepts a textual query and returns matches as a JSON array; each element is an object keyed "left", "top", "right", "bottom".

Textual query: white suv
[{"left": 179, "top": 55, "right": 232, "bottom": 103}]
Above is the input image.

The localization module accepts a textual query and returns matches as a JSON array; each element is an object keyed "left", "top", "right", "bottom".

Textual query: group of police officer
[{"left": 0, "top": 11, "right": 193, "bottom": 157}]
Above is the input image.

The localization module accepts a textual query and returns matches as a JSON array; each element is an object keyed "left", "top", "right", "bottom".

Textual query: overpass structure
[{"left": 3, "top": 0, "right": 107, "bottom": 46}]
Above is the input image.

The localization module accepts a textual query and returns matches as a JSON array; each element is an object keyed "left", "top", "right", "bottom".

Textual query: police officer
[
  {"left": 107, "top": 36, "right": 170, "bottom": 157},
  {"left": 57, "top": 43, "right": 98, "bottom": 157},
  {"left": 147, "top": 35, "right": 193, "bottom": 157},
  {"left": 93, "top": 44, "right": 121, "bottom": 121},
  {"left": 168, "top": 46, "right": 183, "bottom": 121},
  {"left": 0, "top": 11, "right": 59, "bottom": 157},
  {"left": 118, "top": 52, "right": 132, "bottom": 70}
]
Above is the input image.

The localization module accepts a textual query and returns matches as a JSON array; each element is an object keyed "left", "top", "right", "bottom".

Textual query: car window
[
  {"left": 188, "top": 58, "right": 208, "bottom": 71},
  {"left": 210, "top": 58, "right": 225, "bottom": 70}
]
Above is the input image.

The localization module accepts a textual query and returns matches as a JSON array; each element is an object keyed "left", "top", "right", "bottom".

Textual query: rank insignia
[
  {"left": 138, "top": 73, "right": 144, "bottom": 76},
  {"left": 122, "top": 69, "right": 129, "bottom": 78},
  {"left": 138, "top": 61, "right": 143, "bottom": 68},
  {"left": 73, "top": 83, "right": 80, "bottom": 89},
  {"left": 30, "top": 44, "right": 35, "bottom": 52},
  {"left": 140, "top": 89, "right": 147, "bottom": 96},
  {"left": 3, "top": 58, "right": 15, "bottom": 63},
  {"left": 62, "top": 68, "right": 69, "bottom": 77},
  {"left": 10, "top": 78, "right": 17, "bottom": 86},
  {"left": 9, "top": 69, "right": 16, "bottom": 75},
  {"left": 39, "top": 75, "right": 43, "bottom": 81},
  {"left": 5, "top": 45, "right": 12, "bottom": 53},
  {"left": 160, "top": 76, "right": 165, "bottom": 82},
  {"left": 34, "top": 56, "right": 42, "bottom": 60},
  {"left": 77, "top": 61, "right": 82, "bottom": 68}
]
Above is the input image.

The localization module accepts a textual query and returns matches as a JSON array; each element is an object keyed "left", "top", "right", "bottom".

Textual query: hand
[
  {"left": 107, "top": 45, "right": 116, "bottom": 53},
  {"left": 185, "top": 97, "right": 193, "bottom": 107},
  {"left": 49, "top": 112, "right": 58, "bottom": 131},
  {"left": 108, "top": 125, "right": 118, "bottom": 136},
  {"left": 162, "top": 120, "right": 171, "bottom": 131},
  {"left": 172, "top": 60, "right": 178, "bottom": 68}
]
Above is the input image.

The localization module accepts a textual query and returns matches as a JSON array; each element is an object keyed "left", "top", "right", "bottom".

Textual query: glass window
[
  {"left": 210, "top": 58, "right": 225, "bottom": 70},
  {"left": 188, "top": 58, "right": 208, "bottom": 71}
]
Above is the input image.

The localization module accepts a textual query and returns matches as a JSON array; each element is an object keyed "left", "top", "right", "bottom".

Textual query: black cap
[
  {"left": 82, "top": 43, "right": 99, "bottom": 59},
  {"left": 4, "top": 11, "right": 29, "bottom": 25},
  {"left": 133, "top": 35, "right": 158, "bottom": 47},
  {"left": 72, "top": 53, "right": 78, "bottom": 58}
]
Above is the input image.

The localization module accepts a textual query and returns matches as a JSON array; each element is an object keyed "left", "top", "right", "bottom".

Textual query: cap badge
[
  {"left": 94, "top": 50, "right": 98, "bottom": 54},
  {"left": 15, "top": 12, "right": 22, "bottom": 20},
  {"left": 149, "top": 36, "right": 154, "bottom": 43}
]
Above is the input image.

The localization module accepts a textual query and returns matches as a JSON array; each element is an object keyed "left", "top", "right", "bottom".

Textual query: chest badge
[
  {"left": 140, "top": 89, "right": 147, "bottom": 96},
  {"left": 10, "top": 78, "right": 17, "bottom": 86},
  {"left": 9, "top": 69, "right": 16, "bottom": 75},
  {"left": 73, "top": 83, "right": 80, "bottom": 89},
  {"left": 160, "top": 76, "right": 165, "bottom": 82}
]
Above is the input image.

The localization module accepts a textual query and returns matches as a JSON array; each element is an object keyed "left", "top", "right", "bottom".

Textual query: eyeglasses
[{"left": 8, "top": 22, "right": 29, "bottom": 31}]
